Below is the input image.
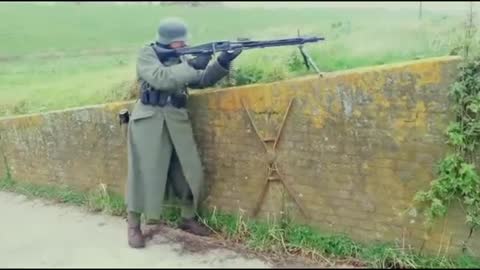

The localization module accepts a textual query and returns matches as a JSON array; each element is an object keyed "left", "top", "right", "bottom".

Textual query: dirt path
[{"left": 0, "top": 191, "right": 271, "bottom": 268}]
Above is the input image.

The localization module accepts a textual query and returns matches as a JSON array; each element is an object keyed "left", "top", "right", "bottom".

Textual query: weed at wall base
[
  {"left": 197, "top": 207, "right": 480, "bottom": 268},
  {"left": 85, "top": 183, "right": 127, "bottom": 217},
  {"left": 0, "top": 177, "right": 15, "bottom": 190},
  {"left": 0, "top": 178, "right": 126, "bottom": 217}
]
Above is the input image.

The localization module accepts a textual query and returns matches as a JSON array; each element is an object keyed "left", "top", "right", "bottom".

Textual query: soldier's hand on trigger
[
  {"left": 187, "top": 54, "right": 212, "bottom": 70},
  {"left": 217, "top": 48, "right": 242, "bottom": 69}
]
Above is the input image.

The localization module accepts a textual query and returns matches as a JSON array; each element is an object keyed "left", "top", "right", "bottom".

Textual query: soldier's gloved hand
[
  {"left": 218, "top": 48, "right": 242, "bottom": 69},
  {"left": 187, "top": 54, "right": 212, "bottom": 70}
]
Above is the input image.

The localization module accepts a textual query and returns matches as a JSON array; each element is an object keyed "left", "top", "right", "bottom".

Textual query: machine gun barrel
[{"left": 153, "top": 36, "right": 324, "bottom": 56}]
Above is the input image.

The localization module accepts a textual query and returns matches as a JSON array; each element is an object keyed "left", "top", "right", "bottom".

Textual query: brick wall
[{"left": 1, "top": 56, "right": 478, "bottom": 256}]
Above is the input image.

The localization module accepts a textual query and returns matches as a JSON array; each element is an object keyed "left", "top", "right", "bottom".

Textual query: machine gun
[{"left": 152, "top": 35, "right": 325, "bottom": 75}]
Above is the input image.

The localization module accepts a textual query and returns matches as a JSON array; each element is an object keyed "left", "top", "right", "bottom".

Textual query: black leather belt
[{"left": 140, "top": 90, "right": 187, "bottom": 108}]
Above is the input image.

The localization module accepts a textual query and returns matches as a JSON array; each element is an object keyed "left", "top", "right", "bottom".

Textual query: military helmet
[{"left": 157, "top": 17, "right": 189, "bottom": 45}]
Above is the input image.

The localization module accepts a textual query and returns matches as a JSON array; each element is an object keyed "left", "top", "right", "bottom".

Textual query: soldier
[{"left": 126, "top": 17, "right": 241, "bottom": 248}]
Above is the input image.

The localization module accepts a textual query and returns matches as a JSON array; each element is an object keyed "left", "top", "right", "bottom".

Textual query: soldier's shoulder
[{"left": 137, "top": 43, "right": 155, "bottom": 56}]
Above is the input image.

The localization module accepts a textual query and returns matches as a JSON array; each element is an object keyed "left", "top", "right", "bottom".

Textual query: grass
[
  {"left": 1, "top": 2, "right": 479, "bottom": 117},
  {"left": 198, "top": 209, "right": 480, "bottom": 268},
  {"left": 2, "top": 176, "right": 479, "bottom": 268},
  {"left": 0, "top": 177, "right": 126, "bottom": 217}
]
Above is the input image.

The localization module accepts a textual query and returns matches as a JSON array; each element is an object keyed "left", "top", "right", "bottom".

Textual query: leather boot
[
  {"left": 127, "top": 212, "right": 145, "bottom": 248},
  {"left": 178, "top": 217, "right": 212, "bottom": 237}
]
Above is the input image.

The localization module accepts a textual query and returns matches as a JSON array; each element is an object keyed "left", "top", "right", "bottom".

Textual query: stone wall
[{"left": 1, "top": 56, "right": 477, "bottom": 256}]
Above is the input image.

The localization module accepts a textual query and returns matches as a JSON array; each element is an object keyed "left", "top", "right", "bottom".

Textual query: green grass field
[{"left": 0, "top": 2, "right": 477, "bottom": 117}]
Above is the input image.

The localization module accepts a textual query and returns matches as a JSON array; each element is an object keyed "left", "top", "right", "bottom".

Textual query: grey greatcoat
[{"left": 126, "top": 44, "right": 229, "bottom": 220}]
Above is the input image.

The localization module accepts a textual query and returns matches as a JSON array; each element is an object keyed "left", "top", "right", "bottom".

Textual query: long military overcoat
[{"left": 126, "top": 44, "right": 229, "bottom": 220}]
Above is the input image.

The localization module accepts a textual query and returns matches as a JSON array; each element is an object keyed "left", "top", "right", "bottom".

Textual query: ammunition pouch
[{"left": 140, "top": 90, "right": 187, "bottom": 109}]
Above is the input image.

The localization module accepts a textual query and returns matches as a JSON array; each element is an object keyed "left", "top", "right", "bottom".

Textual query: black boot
[
  {"left": 178, "top": 217, "right": 212, "bottom": 237},
  {"left": 127, "top": 212, "right": 145, "bottom": 248}
]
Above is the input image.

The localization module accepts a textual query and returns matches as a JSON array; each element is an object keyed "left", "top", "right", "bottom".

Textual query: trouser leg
[
  {"left": 168, "top": 149, "right": 196, "bottom": 219},
  {"left": 168, "top": 149, "right": 211, "bottom": 236}
]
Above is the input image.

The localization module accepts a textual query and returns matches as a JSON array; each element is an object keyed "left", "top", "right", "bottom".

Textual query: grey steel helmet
[{"left": 157, "top": 17, "right": 188, "bottom": 45}]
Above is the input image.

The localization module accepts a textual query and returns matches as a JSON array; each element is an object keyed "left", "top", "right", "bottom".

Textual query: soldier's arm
[
  {"left": 187, "top": 58, "right": 229, "bottom": 89},
  {"left": 187, "top": 49, "right": 242, "bottom": 89},
  {"left": 136, "top": 47, "right": 201, "bottom": 91}
]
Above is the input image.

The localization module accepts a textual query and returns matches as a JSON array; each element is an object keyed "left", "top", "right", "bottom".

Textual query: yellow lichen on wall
[{"left": 0, "top": 114, "right": 45, "bottom": 130}]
